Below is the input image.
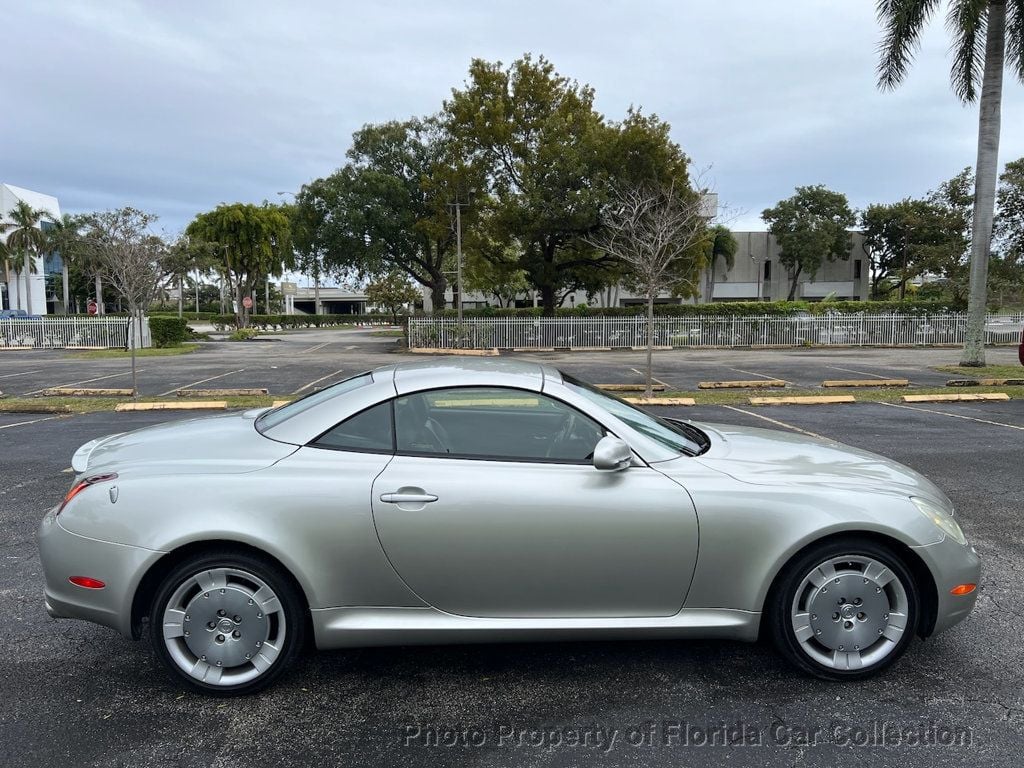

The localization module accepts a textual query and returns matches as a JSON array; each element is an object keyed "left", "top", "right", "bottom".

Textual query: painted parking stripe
[
  {"left": 293, "top": 369, "right": 345, "bottom": 394},
  {"left": 158, "top": 368, "right": 245, "bottom": 397},
  {"left": 0, "top": 369, "right": 42, "bottom": 379},
  {"left": 302, "top": 342, "right": 332, "bottom": 354},
  {"left": 24, "top": 370, "right": 146, "bottom": 395},
  {"left": 878, "top": 401, "right": 1024, "bottom": 431},
  {"left": 0, "top": 416, "right": 62, "bottom": 430},
  {"left": 827, "top": 365, "right": 904, "bottom": 381},
  {"left": 629, "top": 368, "right": 672, "bottom": 389},
  {"left": 720, "top": 405, "right": 828, "bottom": 440},
  {"left": 724, "top": 366, "right": 786, "bottom": 382}
]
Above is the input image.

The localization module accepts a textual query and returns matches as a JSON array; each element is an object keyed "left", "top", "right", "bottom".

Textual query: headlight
[{"left": 911, "top": 496, "right": 967, "bottom": 545}]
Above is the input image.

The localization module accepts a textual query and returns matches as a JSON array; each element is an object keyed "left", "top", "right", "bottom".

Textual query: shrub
[
  {"left": 228, "top": 328, "right": 260, "bottom": 341},
  {"left": 149, "top": 316, "right": 189, "bottom": 348}
]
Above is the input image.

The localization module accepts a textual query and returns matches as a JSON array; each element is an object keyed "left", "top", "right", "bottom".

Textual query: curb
[
  {"left": 698, "top": 380, "right": 786, "bottom": 389},
  {"left": 40, "top": 387, "right": 133, "bottom": 397},
  {"left": 822, "top": 379, "right": 909, "bottom": 388},
  {"left": 408, "top": 348, "right": 499, "bottom": 357},
  {"left": 177, "top": 388, "right": 269, "bottom": 397},
  {"left": 902, "top": 393, "right": 1010, "bottom": 403},
  {"left": 597, "top": 384, "right": 666, "bottom": 392},
  {"left": 624, "top": 397, "right": 696, "bottom": 406},
  {"left": 749, "top": 395, "right": 857, "bottom": 406},
  {"left": 946, "top": 378, "right": 1024, "bottom": 387},
  {"left": 115, "top": 401, "right": 228, "bottom": 412}
]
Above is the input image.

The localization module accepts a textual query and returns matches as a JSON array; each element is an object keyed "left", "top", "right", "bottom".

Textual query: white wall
[{"left": 1, "top": 183, "right": 61, "bottom": 315}]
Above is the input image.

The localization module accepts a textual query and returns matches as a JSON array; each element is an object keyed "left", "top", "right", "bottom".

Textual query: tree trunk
[
  {"left": 645, "top": 291, "right": 655, "bottom": 398},
  {"left": 540, "top": 285, "right": 557, "bottom": 318},
  {"left": 94, "top": 274, "right": 104, "bottom": 314},
  {"left": 178, "top": 276, "right": 184, "bottom": 318},
  {"left": 786, "top": 265, "right": 802, "bottom": 301},
  {"left": 129, "top": 309, "right": 139, "bottom": 399},
  {"left": 23, "top": 251, "right": 33, "bottom": 315},
  {"left": 706, "top": 258, "right": 716, "bottom": 303},
  {"left": 430, "top": 281, "right": 447, "bottom": 313},
  {"left": 961, "top": 0, "right": 1006, "bottom": 367}
]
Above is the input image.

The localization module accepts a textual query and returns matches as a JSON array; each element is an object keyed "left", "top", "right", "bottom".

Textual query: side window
[
  {"left": 312, "top": 401, "right": 394, "bottom": 453},
  {"left": 394, "top": 387, "right": 605, "bottom": 462}
]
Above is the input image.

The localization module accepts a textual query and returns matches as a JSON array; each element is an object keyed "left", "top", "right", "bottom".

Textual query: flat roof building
[{"left": 1, "top": 183, "right": 61, "bottom": 315}]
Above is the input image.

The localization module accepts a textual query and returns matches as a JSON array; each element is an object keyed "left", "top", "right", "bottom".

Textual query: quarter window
[
  {"left": 312, "top": 401, "right": 394, "bottom": 453},
  {"left": 394, "top": 387, "right": 605, "bottom": 463}
]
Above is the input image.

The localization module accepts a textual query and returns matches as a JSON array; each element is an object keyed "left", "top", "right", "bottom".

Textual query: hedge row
[
  {"left": 210, "top": 314, "right": 398, "bottom": 331},
  {"left": 429, "top": 299, "right": 968, "bottom": 318},
  {"left": 149, "top": 316, "right": 189, "bottom": 347}
]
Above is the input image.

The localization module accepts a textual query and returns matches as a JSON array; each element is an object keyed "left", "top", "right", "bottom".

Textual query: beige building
[{"left": 423, "top": 231, "right": 871, "bottom": 311}]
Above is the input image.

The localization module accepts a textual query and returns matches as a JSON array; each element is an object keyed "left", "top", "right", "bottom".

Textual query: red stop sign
[
  {"left": 242, "top": 296, "right": 253, "bottom": 309},
  {"left": 87, "top": 301, "right": 98, "bottom": 315}
]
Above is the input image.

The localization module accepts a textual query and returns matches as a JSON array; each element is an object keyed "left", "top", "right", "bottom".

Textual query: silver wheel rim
[
  {"left": 790, "top": 555, "right": 909, "bottom": 671},
  {"left": 161, "top": 567, "right": 286, "bottom": 686}
]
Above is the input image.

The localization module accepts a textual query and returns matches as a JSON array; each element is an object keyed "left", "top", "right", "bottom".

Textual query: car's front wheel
[
  {"left": 768, "top": 537, "right": 920, "bottom": 680},
  {"left": 150, "top": 550, "right": 305, "bottom": 695}
]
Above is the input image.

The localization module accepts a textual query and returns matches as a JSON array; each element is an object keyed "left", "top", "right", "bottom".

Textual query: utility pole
[{"left": 455, "top": 201, "right": 463, "bottom": 323}]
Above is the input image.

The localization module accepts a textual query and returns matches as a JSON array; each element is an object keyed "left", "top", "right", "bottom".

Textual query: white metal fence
[
  {"left": 0, "top": 316, "right": 151, "bottom": 349},
  {"left": 407, "top": 313, "right": 1024, "bottom": 351}
]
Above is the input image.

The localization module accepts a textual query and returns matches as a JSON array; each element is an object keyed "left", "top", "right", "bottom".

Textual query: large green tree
[
  {"left": 860, "top": 198, "right": 964, "bottom": 298},
  {"left": 445, "top": 55, "right": 695, "bottom": 315},
  {"left": 297, "top": 118, "right": 478, "bottom": 311},
  {"left": 761, "top": 186, "right": 856, "bottom": 300},
  {"left": 995, "top": 156, "right": 1024, "bottom": 261},
  {"left": 876, "top": 0, "right": 1024, "bottom": 365},
  {"left": 186, "top": 203, "right": 292, "bottom": 327}
]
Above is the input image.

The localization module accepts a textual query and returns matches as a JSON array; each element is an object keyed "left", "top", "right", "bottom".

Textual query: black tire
[
  {"left": 766, "top": 536, "right": 920, "bottom": 681},
  {"left": 150, "top": 549, "right": 305, "bottom": 696}
]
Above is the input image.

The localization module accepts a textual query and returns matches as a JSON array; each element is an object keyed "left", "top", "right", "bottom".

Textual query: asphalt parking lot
[
  {"left": 1, "top": 327, "right": 1021, "bottom": 397},
  {"left": 2, "top": 334, "right": 1024, "bottom": 767}
]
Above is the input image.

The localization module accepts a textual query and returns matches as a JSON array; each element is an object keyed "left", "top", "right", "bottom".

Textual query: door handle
[{"left": 379, "top": 491, "right": 438, "bottom": 504}]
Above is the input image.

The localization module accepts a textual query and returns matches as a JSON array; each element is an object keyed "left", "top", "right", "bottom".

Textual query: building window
[
  {"left": 854, "top": 259, "right": 863, "bottom": 280},
  {"left": 763, "top": 260, "right": 772, "bottom": 281}
]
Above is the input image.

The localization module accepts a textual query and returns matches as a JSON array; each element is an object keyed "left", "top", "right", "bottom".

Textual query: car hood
[
  {"left": 684, "top": 421, "right": 950, "bottom": 503},
  {"left": 73, "top": 410, "right": 298, "bottom": 475}
]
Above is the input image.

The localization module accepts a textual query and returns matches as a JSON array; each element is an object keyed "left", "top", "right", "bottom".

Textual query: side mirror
[{"left": 593, "top": 435, "right": 632, "bottom": 471}]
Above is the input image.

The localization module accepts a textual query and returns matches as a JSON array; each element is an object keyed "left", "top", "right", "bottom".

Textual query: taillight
[{"left": 58, "top": 473, "right": 118, "bottom": 514}]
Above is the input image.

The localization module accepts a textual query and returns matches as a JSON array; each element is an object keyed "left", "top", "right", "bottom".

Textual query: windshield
[
  {"left": 561, "top": 374, "right": 706, "bottom": 456},
  {"left": 256, "top": 372, "right": 373, "bottom": 432}
]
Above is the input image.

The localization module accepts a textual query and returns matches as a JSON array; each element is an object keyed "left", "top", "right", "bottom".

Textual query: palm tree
[
  {"left": 1, "top": 200, "right": 52, "bottom": 314},
  {"left": 703, "top": 224, "right": 738, "bottom": 302},
  {"left": 877, "top": 0, "right": 1024, "bottom": 366},
  {"left": 46, "top": 213, "right": 85, "bottom": 314}
]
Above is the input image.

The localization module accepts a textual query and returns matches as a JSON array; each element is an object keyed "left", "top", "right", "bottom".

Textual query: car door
[{"left": 370, "top": 386, "right": 699, "bottom": 619}]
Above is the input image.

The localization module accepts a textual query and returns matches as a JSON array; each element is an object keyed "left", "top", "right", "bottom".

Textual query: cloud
[{"left": 2, "top": 0, "right": 1021, "bottom": 233}]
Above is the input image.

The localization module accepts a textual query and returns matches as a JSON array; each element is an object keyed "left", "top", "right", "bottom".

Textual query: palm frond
[
  {"left": 1007, "top": 0, "right": 1024, "bottom": 82},
  {"left": 948, "top": 0, "right": 989, "bottom": 102},
  {"left": 876, "top": 0, "right": 943, "bottom": 90}
]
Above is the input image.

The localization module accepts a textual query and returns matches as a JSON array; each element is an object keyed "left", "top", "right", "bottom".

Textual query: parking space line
[
  {"left": 720, "top": 405, "right": 828, "bottom": 440},
  {"left": 629, "top": 368, "right": 672, "bottom": 389},
  {"left": 0, "top": 416, "right": 63, "bottom": 430},
  {"left": 827, "top": 365, "right": 901, "bottom": 381},
  {"left": 0, "top": 369, "right": 42, "bottom": 379},
  {"left": 724, "top": 366, "right": 786, "bottom": 382},
  {"left": 302, "top": 342, "right": 332, "bottom": 354},
  {"left": 293, "top": 369, "right": 345, "bottom": 394},
  {"left": 24, "top": 370, "right": 146, "bottom": 395},
  {"left": 158, "top": 368, "right": 245, "bottom": 397},
  {"left": 877, "top": 401, "right": 1024, "bottom": 431}
]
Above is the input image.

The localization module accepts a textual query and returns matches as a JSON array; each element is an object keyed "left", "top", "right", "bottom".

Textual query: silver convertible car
[{"left": 39, "top": 359, "right": 980, "bottom": 695}]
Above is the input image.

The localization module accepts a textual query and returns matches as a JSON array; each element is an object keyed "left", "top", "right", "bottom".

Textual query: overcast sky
[{"left": 3, "top": 0, "right": 1023, "bottom": 235}]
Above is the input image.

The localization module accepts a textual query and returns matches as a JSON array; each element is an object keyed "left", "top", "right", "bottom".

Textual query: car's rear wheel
[
  {"left": 768, "top": 537, "right": 920, "bottom": 680},
  {"left": 150, "top": 550, "right": 304, "bottom": 695}
]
